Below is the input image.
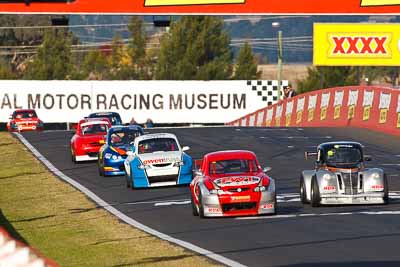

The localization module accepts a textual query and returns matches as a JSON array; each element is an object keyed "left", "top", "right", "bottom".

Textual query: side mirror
[
  {"left": 182, "top": 146, "right": 190, "bottom": 152},
  {"left": 364, "top": 155, "right": 372, "bottom": 162},
  {"left": 126, "top": 151, "right": 134, "bottom": 157},
  {"left": 263, "top": 167, "right": 272, "bottom": 173},
  {"left": 130, "top": 145, "right": 136, "bottom": 153}
]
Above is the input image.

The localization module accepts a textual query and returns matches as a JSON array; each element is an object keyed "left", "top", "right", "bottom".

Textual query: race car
[
  {"left": 300, "top": 141, "right": 389, "bottom": 206},
  {"left": 7, "top": 109, "right": 44, "bottom": 132},
  {"left": 70, "top": 118, "right": 111, "bottom": 162},
  {"left": 87, "top": 112, "right": 122, "bottom": 126},
  {"left": 124, "top": 133, "right": 193, "bottom": 188},
  {"left": 190, "top": 150, "right": 276, "bottom": 218},
  {"left": 98, "top": 125, "right": 144, "bottom": 176}
]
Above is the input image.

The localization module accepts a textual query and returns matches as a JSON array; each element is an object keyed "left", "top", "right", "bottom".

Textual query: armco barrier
[
  {"left": 0, "top": 228, "right": 58, "bottom": 267},
  {"left": 227, "top": 86, "right": 400, "bottom": 136}
]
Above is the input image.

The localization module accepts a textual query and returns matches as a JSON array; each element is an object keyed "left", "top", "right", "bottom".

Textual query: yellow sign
[
  {"left": 361, "top": 0, "right": 400, "bottom": 6},
  {"left": 275, "top": 117, "right": 281, "bottom": 127},
  {"left": 308, "top": 109, "right": 314, "bottom": 122},
  {"left": 266, "top": 120, "right": 271, "bottom": 127},
  {"left": 363, "top": 106, "right": 371, "bottom": 121},
  {"left": 296, "top": 111, "right": 303, "bottom": 124},
  {"left": 145, "top": 0, "right": 244, "bottom": 6},
  {"left": 285, "top": 115, "right": 291, "bottom": 127},
  {"left": 320, "top": 107, "right": 327, "bottom": 120},
  {"left": 334, "top": 106, "right": 341, "bottom": 119},
  {"left": 379, "top": 109, "right": 388, "bottom": 124},
  {"left": 397, "top": 113, "right": 400, "bottom": 128},
  {"left": 314, "top": 23, "right": 400, "bottom": 66},
  {"left": 348, "top": 105, "right": 355, "bottom": 119}
]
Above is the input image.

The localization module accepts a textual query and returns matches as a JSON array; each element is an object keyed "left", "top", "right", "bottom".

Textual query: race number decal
[
  {"left": 361, "top": 0, "right": 400, "bottom": 6},
  {"left": 145, "top": 0, "right": 245, "bottom": 6}
]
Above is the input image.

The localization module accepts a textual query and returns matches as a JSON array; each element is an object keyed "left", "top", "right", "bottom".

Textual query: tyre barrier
[
  {"left": 0, "top": 228, "right": 57, "bottom": 267},
  {"left": 227, "top": 86, "right": 400, "bottom": 136}
]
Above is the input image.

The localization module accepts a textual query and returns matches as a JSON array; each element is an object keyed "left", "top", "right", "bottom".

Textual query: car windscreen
[
  {"left": 88, "top": 113, "right": 122, "bottom": 125},
  {"left": 325, "top": 145, "right": 362, "bottom": 168},
  {"left": 14, "top": 110, "right": 37, "bottom": 119},
  {"left": 110, "top": 129, "right": 142, "bottom": 147},
  {"left": 138, "top": 138, "right": 179, "bottom": 154},
  {"left": 209, "top": 159, "right": 258, "bottom": 175},
  {"left": 81, "top": 123, "right": 108, "bottom": 135}
]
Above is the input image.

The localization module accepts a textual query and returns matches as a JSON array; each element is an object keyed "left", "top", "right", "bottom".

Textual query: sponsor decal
[
  {"left": 207, "top": 207, "right": 222, "bottom": 213},
  {"left": 296, "top": 97, "right": 305, "bottom": 124},
  {"left": 320, "top": 93, "right": 330, "bottom": 121},
  {"left": 231, "top": 195, "right": 251, "bottom": 201},
  {"left": 371, "top": 185, "right": 384, "bottom": 190},
  {"left": 348, "top": 90, "right": 359, "bottom": 119},
  {"left": 379, "top": 93, "right": 391, "bottom": 124},
  {"left": 308, "top": 95, "right": 317, "bottom": 122},
  {"left": 145, "top": 0, "right": 245, "bottom": 6},
  {"left": 363, "top": 91, "right": 374, "bottom": 121},
  {"left": 261, "top": 203, "right": 274, "bottom": 209},
  {"left": 215, "top": 176, "right": 260, "bottom": 186},
  {"left": 285, "top": 101, "right": 293, "bottom": 127},
  {"left": 142, "top": 157, "right": 180, "bottom": 165},
  {"left": 275, "top": 105, "right": 283, "bottom": 127},
  {"left": 323, "top": 186, "right": 336, "bottom": 191},
  {"left": 256, "top": 110, "right": 265, "bottom": 127},
  {"left": 314, "top": 24, "right": 400, "bottom": 66},
  {"left": 266, "top": 108, "right": 274, "bottom": 127},
  {"left": 334, "top": 91, "right": 344, "bottom": 120}
]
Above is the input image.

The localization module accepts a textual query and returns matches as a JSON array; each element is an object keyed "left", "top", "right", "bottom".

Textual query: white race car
[{"left": 124, "top": 133, "right": 193, "bottom": 188}]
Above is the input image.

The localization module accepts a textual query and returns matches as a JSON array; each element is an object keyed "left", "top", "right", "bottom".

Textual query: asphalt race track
[{"left": 21, "top": 127, "right": 400, "bottom": 267}]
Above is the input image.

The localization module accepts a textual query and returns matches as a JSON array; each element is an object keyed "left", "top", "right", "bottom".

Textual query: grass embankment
[{"left": 0, "top": 132, "right": 219, "bottom": 267}]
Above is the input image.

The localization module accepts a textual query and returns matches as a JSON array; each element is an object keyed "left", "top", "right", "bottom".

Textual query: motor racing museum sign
[{"left": 0, "top": 80, "right": 287, "bottom": 124}]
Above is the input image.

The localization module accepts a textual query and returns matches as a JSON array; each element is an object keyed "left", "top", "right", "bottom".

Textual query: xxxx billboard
[{"left": 314, "top": 23, "right": 400, "bottom": 66}]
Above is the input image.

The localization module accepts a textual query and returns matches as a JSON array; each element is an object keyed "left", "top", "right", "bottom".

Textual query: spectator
[
  {"left": 129, "top": 117, "right": 139, "bottom": 126},
  {"left": 144, "top": 118, "right": 154, "bottom": 128},
  {"left": 283, "top": 85, "right": 297, "bottom": 99}
]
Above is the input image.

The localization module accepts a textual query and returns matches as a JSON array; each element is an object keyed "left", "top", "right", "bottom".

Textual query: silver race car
[{"left": 300, "top": 141, "right": 389, "bottom": 206}]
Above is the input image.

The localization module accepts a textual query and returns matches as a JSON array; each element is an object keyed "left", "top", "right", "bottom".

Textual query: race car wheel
[
  {"left": 71, "top": 151, "right": 76, "bottom": 163},
  {"left": 125, "top": 172, "right": 130, "bottom": 188},
  {"left": 129, "top": 167, "right": 135, "bottom": 190},
  {"left": 383, "top": 174, "right": 389, "bottom": 205},
  {"left": 300, "top": 175, "right": 308, "bottom": 204},
  {"left": 310, "top": 176, "right": 321, "bottom": 207},
  {"left": 98, "top": 160, "right": 104, "bottom": 177},
  {"left": 191, "top": 195, "right": 199, "bottom": 216},
  {"left": 198, "top": 190, "right": 205, "bottom": 218}
]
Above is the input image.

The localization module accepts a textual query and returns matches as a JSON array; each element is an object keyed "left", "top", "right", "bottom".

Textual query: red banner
[{"left": 1, "top": 0, "right": 400, "bottom": 14}]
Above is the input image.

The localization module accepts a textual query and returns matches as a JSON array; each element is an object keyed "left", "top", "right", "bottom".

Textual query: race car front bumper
[
  {"left": 320, "top": 192, "right": 385, "bottom": 205},
  {"left": 201, "top": 190, "right": 276, "bottom": 217}
]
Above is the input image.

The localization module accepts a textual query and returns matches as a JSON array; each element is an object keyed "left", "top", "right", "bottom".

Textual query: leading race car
[
  {"left": 124, "top": 133, "right": 193, "bottom": 188},
  {"left": 190, "top": 150, "right": 276, "bottom": 218},
  {"left": 300, "top": 141, "right": 389, "bottom": 206},
  {"left": 7, "top": 109, "right": 44, "bottom": 132},
  {"left": 98, "top": 125, "right": 144, "bottom": 176},
  {"left": 70, "top": 118, "right": 111, "bottom": 162}
]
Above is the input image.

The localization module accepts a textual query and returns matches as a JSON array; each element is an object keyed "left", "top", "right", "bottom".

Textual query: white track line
[{"left": 14, "top": 133, "right": 246, "bottom": 267}]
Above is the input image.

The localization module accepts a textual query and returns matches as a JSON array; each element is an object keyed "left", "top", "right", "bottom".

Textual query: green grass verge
[{"left": 0, "top": 132, "right": 220, "bottom": 267}]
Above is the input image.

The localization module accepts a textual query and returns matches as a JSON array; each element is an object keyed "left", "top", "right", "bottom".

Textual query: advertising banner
[
  {"left": 314, "top": 23, "right": 400, "bottom": 66},
  {"left": 0, "top": 80, "right": 284, "bottom": 124},
  {"left": 1, "top": 0, "right": 400, "bottom": 14}
]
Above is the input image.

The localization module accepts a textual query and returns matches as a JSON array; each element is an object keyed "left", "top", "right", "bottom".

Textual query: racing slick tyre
[
  {"left": 310, "top": 176, "right": 321, "bottom": 207},
  {"left": 128, "top": 167, "right": 135, "bottom": 190},
  {"left": 191, "top": 195, "right": 199, "bottom": 216},
  {"left": 198, "top": 190, "right": 205, "bottom": 218},
  {"left": 98, "top": 161, "right": 104, "bottom": 177},
  {"left": 71, "top": 151, "right": 76, "bottom": 163},
  {"left": 125, "top": 172, "right": 130, "bottom": 188},
  {"left": 383, "top": 174, "right": 389, "bottom": 205},
  {"left": 300, "top": 175, "right": 308, "bottom": 204}
]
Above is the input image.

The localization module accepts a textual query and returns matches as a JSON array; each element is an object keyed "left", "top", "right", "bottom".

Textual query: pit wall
[{"left": 227, "top": 86, "right": 400, "bottom": 136}]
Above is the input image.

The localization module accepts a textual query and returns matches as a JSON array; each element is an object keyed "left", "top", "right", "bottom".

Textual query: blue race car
[
  {"left": 88, "top": 112, "right": 123, "bottom": 126},
  {"left": 124, "top": 133, "right": 193, "bottom": 189},
  {"left": 98, "top": 125, "right": 144, "bottom": 176}
]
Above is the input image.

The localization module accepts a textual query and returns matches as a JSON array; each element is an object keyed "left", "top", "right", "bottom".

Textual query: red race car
[
  {"left": 70, "top": 118, "right": 111, "bottom": 162},
  {"left": 7, "top": 109, "right": 44, "bottom": 132},
  {"left": 190, "top": 150, "right": 276, "bottom": 218}
]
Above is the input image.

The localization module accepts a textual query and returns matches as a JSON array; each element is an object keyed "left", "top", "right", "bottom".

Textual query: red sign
[{"left": 1, "top": 0, "right": 400, "bottom": 14}]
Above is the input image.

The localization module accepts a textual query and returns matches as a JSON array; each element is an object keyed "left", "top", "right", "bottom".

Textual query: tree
[
  {"left": 81, "top": 50, "right": 108, "bottom": 80},
  {"left": 156, "top": 16, "right": 233, "bottom": 80},
  {"left": 233, "top": 42, "right": 260, "bottom": 80},
  {"left": 127, "top": 16, "right": 150, "bottom": 79},
  {"left": 0, "top": 60, "right": 16, "bottom": 79},
  {"left": 297, "top": 66, "right": 358, "bottom": 93},
  {"left": 24, "top": 29, "right": 74, "bottom": 80}
]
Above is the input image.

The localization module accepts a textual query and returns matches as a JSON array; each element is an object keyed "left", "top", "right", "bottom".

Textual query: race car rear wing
[{"left": 304, "top": 151, "right": 317, "bottom": 160}]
